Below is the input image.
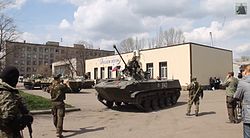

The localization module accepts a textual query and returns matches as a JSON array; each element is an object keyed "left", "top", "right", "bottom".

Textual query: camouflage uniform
[
  {"left": 49, "top": 79, "right": 67, "bottom": 137},
  {"left": 0, "top": 81, "right": 30, "bottom": 138},
  {"left": 186, "top": 79, "right": 203, "bottom": 116},
  {"left": 127, "top": 57, "right": 144, "bottom": 80},
  {"left": 222, "top": 76, "right": 238, "bottom": 123}
]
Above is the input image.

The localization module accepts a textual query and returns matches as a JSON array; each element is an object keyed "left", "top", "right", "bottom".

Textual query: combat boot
[
  {"left": 186, "top": 113, "right": 191, "bottom": 116},
  {"left": 195, "top": 112, "right": 199, "bottom": 117}
]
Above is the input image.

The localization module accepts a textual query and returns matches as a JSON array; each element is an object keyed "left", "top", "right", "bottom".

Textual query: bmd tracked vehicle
[{"left": 95, "top": 45, "right": 181, "bottom": 112}]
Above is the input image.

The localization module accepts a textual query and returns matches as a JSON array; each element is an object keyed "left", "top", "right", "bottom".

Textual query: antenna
[{"left": 209, "top": 32, "right": 214, "bottom": 47}]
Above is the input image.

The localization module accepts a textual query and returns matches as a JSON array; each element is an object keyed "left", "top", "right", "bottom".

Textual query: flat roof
[{"left": 85, "top": 42, "right": 232, "bottom": 61}]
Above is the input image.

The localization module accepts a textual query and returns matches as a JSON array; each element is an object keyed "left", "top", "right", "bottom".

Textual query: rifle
[{"left": 189, "top": 84, "right": 203, "bottom": 104}]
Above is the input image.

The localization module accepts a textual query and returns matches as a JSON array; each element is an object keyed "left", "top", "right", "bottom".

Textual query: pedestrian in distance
[
  {"left": 234, "top": 64, "right": 250, "bottom": 138},
  {"left": 0, "top": 66, "right": 33, "bottom": 138},
  {"left": 222, "top": 71, "right": 238, "bottom": 123},
  {"left": 186, "top": 78, "right": 204, "bottom": 117}
]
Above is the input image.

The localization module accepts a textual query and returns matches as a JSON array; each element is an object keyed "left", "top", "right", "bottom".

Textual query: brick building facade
[{"left": 2, "top": 41, "right": 114, "bottom": 77}]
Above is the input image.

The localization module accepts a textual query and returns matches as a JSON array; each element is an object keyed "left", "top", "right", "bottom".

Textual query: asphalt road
[{"left": 19, "top": 86, "right": 242, "bottom": 138}]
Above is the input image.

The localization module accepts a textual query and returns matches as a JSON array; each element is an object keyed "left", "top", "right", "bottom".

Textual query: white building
[{"left": 85, "top": 42, "right": 233, "bottom": 87}]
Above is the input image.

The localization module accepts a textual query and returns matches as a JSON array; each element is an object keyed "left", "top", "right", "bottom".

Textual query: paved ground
[{"left": 19, "top": 85, "right": 243, "bottom": 138}]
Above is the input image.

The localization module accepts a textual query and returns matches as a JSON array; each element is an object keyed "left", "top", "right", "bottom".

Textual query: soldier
[
  {"left": 222, "top": 72, "right": 239, "bottom": 123},
  {"left": 186, "top": 78, "right": 203, "bottom": 116},
  {"left": 234, "top": 64, "right": 250, "bottom": 138},
  {"left": 48, "top": 74, "right": 69, "bottom": 137},
  {"left": 0, "top": 66, "right": 33, "bottom": 138},
  {"left": 127, "top": 53, "right": 144, "bottom": 80}
]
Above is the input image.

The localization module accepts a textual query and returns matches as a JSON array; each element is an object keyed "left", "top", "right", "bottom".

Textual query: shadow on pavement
[
  {"left": 111, "top": 101, "right": 187, "bottom": 113},
  {"left": 62, "top": 126, "right": 105, "bottom": 138},
  {"left": 198, "top": 111, "right": 216, "bottom": 116}
]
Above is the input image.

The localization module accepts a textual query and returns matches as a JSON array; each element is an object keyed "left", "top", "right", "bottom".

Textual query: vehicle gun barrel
[{"left": 113, "top": 45, "right": 128, "bottom": 67}]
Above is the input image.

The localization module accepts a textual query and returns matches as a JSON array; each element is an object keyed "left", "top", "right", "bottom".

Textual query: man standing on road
[
  {"left": 0, "top": 66, "right": 33, "bottom": 138},
  {"left": 222, "top": 72, "right": 238, "bottom": 123},
  {"left": 234, "top": 64, "right": 250, "bottom": 138},
  {"left": 186, "top": 78, "right": 203, "bottom": 116},
  {"left": 48, "top": 74, "right": 68, "bottom": 137}
]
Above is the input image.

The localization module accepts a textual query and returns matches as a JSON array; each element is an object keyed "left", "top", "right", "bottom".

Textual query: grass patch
[{"left": 20, "top": 91, "right": 73, "bottom": 111}]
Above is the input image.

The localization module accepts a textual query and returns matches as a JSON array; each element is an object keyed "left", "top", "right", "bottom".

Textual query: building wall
[
  {"left": 86, "top": 43, "right": 191, "bottom": 86},
  {"left": 191, "top": 43, "right": 233, "bottom": 85},
  {"left": 86, "top": 43, "right": 233, "bottom": 87},
  {"left": 3, "top": 41, "right": 114, "bottom": 77}
]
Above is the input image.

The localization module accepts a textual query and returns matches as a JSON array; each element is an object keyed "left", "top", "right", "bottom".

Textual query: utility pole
[{"left": 209, "top": 32, "right": 214, "bottom": 47}]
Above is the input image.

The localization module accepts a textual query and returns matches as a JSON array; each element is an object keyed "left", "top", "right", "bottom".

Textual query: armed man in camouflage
[
  {"left": 186, "top": 78, "right": 203, "bottom": 116},
  {"left": 0, "top": 66, "right": 33, "bottom": 138},
  {"left": 222, "top": 71, "right": 239, "bottom": 123},
  {"left": 48, "top": 74, "right": 69, "bottom": 137}
]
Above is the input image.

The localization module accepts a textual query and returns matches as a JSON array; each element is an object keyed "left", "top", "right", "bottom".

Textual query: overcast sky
[{"left": 4, "top": 0, "right": 250, "bottom": 58}]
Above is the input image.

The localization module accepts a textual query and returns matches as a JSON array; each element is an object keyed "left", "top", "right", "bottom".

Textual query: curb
[{"left": 30, "top": 107, "right": 81, "bottom": 115}]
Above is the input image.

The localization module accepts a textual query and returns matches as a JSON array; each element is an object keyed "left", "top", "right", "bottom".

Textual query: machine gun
[{"left": 113, "top": 45, "right": 145, "bottom": 80}]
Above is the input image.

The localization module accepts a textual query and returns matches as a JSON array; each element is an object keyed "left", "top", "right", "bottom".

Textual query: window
[
  {"left": 115, "top": 66, "right": 121, "bottom": 77},
  {"left": 61, "top": 49, "right": 65, "bottom": 54},
  {"left": 39, "top": 54, "right": 43, "bottom": 59},
  {"left": 27, "top": 47, "right": 31, "bottom": 51},
  {"left": 15, "top": 60, "right": 19, "bottom": 65},
  {"left": 50, "top": 53, "right": 54, "bottom": 58},
  {"left": 50, "top": 48, "right": 54, "bottom": 52},
  {"left": 55, "top": 49, "right": 59, "bottom": 53},
  {"left": 86, "top": 72, "right": 91, "bottom": 79},
  {"left": 100, "top": 67, "right": 105, "bottom": 79},
  {"left": 94, "top": 68, "right": 98, "bottom": 79},
  {"left": 33, "top": 47, "right": 37, "bottom": 52},
  {"left": 20, "top": 60, "right": 25, "bottom": 65},
  {"left": 146, "top": 63, "right": 153, "bottom": 79},
  {"left": 108, "top": 66, "right": 112, "bottom": 79},
  {"left": 39, "top": 61, "right": 42, "bottom": 65},
  {"left": 33, "top": 60, "right": 37, "bottom": 65},
  {"left": 159, "top": 62, "right": 167, "bottom": 79},
  {"left": 27, "top": 60, "right": 31, "bottom": 65},
  {"left": 45, "top": 48, "right": 49, "bottom": 52},
  {"left": 39, "top": 47, "right": 43, "bottom": 52},
  {"left": 26, "top": 67, "right": 31, "bottom": 72}
]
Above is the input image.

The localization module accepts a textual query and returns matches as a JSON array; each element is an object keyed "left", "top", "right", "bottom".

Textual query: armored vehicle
[
  {"left": 23, "top": 75, "right": 43, "bottom": 89},
  {"left": 95, "top": 45, "right": 181, "bottom": 112}
]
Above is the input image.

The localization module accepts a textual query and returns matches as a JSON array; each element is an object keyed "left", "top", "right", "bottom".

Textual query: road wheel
[
  {"left": 115, "top": 102, "right": 122, "bottom": 107},
  {"left": 165, "top": 96, "right": 171, "bottom": 106},
  {"left": 152, "top": 99, "right": 160, "bottom": 111},
  {"left": 171, "top": 95, "right": 177, "bottom": 105},
  {"left": 142, "top": 100, "right": 152, "bottom": 112},
  {"left": 106, "top": 101, "right": 113, "bottom": 108},
  {"left": 159, "top": 97, "right": 166, "bottom": 108}
]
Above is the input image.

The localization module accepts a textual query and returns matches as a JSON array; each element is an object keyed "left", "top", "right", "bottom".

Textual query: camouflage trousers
[
  {"left": 52, "top": 102, "right": 65, "bottom": 136},
  {"left": 187, "top": 97, "right": 200, "bottom": 114},
  {"left": 226, "top": 96, "right": 236, "bottom": 122}
]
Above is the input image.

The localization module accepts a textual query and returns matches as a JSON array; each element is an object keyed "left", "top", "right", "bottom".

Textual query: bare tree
[
  {"left": 119, "top": 37, "right": 135, "bottom": 53},
  {"left": 163, "top": 28, "right": 185, "bottom": 46},
  {"left": 76, "top": 40, "right": 93, "bottom": 49},
  {"left": 0, "top": 0, "right": 12, "bottom": 9},
  {"left": 0, "top": 14, "right": 18, "bottom": 52}
]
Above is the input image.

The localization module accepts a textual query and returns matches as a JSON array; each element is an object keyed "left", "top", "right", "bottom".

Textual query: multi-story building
[{"left": 2, "top": 41, "right": 114, "bottom": 77}]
